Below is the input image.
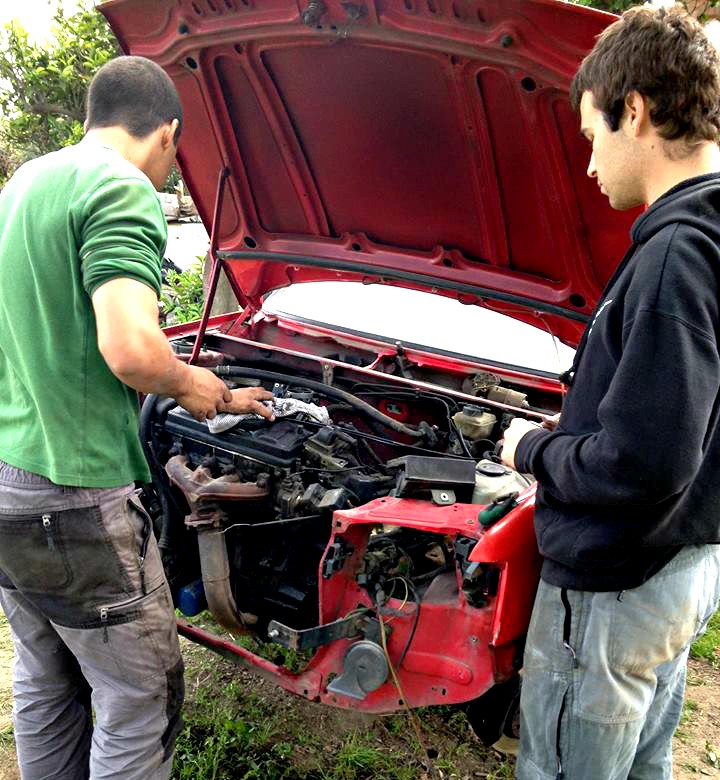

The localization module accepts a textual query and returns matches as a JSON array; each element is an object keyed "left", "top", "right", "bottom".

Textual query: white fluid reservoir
[{"left": 472, "top": 460, "right": 534, "bottom": 505}]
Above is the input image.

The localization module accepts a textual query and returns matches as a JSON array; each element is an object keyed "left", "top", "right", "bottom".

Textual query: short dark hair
[
  {"left": 86, "top": 56, "right": 183, "bottom": 145},
  {"left": 570, "top": 6, "right": 720, "bottom": 145}
]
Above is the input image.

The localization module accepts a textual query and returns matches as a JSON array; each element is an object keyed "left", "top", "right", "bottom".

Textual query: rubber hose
[
  {"left": 213, "top": 366, "right": 424, "bottom": 439},
  {"left": 139, "top": 395, "right": 181, "bottom": 549}
]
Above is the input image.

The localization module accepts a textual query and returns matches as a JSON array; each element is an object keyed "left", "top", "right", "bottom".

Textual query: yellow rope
[{"left": 377, "top": 604, "right": 440, "bottom": 780}]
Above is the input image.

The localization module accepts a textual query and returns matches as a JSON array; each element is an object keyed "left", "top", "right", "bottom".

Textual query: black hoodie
[{"left": 515, "top": 173, "right": 720, "bottom": 591}]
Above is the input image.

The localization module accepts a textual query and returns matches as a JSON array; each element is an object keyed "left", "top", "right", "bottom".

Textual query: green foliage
[
  {"left": 330, "top": 735, "right": 418, "bottom": 780},
  {"left": 572, "top": 0, "right": 637, "bottom": 13},
  {"left": 161, "top": 261, "right": 205, "bottom": 325},
  {"left": 573, "top": 0, "right": 718, "bottom": 16},
  {"left": 691, "top": 610, "right": 720, "bottom": 666},
  {"left": 172, "top": 693, "right": 424, "bottom": 780},
  {"left": 172, "top": 687, "right": 300, "bottom": 780},
  {"left": 165, "top": 165, "right": 183, "bottom": 194},
  {"left": 0, "top": 1, "right": 120, "bottom": 183}
]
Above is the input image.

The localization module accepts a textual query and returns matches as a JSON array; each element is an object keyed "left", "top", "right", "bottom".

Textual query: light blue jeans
[{"left": 516, "top": 544, "right": 720, "bottom": 780}]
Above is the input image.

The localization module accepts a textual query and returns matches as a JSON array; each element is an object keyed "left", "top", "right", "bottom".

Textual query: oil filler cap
[{"left": 326, "top": 640, "right": 389, "bottom": 700}]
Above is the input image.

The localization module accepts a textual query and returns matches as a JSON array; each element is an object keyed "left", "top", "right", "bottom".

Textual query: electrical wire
[
  {"left": 220, "top": 514, "right": 324, "bottom": 533},
  {"left": 292, "top": 465, "right": 369, "bottom": 474},
  {"left": 380, "top": 577, "right": 410, "bottom": 623},
  {"left": 277, "top": 415, "right": 476, "bottom": 462},
  {"left": 397, "top": 579, "right": 422, "bottom": 668},
  {"left": 376, "top": 597, "right": 440, "bottom": 780}
]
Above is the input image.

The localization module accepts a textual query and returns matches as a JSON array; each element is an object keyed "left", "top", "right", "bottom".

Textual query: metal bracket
[
  {"left": 322, "top": 362, "right": 334, "bottom": 386},
  {"left": 431, "top": 488, "right": 456, "bottom": 506},
  {"left": 267, "top": 613, "right": 371, "bottom": 652},
  {"left": 322, "top": 538, "right": 354, "bottom": 579}
]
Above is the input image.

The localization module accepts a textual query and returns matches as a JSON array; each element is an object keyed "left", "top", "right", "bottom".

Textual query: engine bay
[
  {"left": 142, "top": 349, "right": 541, "bottom": 620},
  {"left": 138, "top": 335, "right": 551, "bottom": 717}
]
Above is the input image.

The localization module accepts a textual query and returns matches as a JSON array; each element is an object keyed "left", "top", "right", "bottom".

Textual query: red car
[{"left": 100, "top": 0, "right": 632, "bottom": 745}]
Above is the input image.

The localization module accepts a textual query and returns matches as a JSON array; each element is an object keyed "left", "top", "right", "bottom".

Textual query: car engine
[{"left": 139, "top": 363, "right": 535, "bottom": 643}]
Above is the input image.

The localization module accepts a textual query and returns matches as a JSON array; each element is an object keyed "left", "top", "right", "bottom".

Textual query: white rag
[{"left": 207, "top": 397, "right": 331, "bottom": 434}]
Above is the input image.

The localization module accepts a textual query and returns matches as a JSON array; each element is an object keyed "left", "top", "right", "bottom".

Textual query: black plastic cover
[
  {"left": 163, "top": 407, "right": 308, "bottom": 467},
  {"left": 389, "top": 455, "right": 476, "bottom": 502}
]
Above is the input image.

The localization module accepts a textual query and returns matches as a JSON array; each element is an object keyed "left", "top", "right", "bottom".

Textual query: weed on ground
[
  {"left": 172, "top": 635, "right": 515, "bottom": 780},
  {"left": 691, "top": 611, "right": 720, "bottom": 667}
]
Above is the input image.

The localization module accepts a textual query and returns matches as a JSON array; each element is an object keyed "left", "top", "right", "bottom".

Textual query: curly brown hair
[{"left": 570, "top": 6, "right": 720, "bottom": 145}]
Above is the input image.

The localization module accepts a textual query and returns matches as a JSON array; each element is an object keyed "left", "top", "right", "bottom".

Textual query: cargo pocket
[
  {"left": 92, "top": 581, "right": 181, "bottom": 684},
  {"left": 0, "top": 511, "right": 74, "bottom": 594},
  {"left": 0, "top": 505, "right": 135, "bottom": 626},
  {"left": 609, "top": 577, "right": 697, "bottom": 677}
]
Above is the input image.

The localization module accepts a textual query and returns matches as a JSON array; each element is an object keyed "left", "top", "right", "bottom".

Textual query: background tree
[
  {"left": 575, "top": 0, "right": 718, "bottom": 17},
  {"left": 0, "top": 2, "right": 120, "bottom": 185}
]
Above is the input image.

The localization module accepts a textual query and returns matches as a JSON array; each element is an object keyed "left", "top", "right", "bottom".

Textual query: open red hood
[{"left": 100, "top": 0, "right": 635, "bottom": 345}]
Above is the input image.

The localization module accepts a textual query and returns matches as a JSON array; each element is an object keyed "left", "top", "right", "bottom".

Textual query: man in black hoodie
[{"left": 501, "top": 7, "right": 720, "bottom": 779}]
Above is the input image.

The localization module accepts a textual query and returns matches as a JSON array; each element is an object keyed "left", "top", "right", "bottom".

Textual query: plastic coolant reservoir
[{"left": 472, "top": 459, "right": 534, "bottom": 505}]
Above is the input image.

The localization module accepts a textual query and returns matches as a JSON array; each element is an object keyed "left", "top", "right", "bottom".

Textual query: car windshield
[{"left": 263, "top": 282, "right": 575, "bottom": 375}]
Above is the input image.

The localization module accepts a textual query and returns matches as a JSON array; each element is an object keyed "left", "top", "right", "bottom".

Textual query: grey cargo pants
[
  {"left": 516, "top": 544, "right": 720, "bottom": 780},
  {"left": 0, "top": 461, "right": 184, "bottom": 780}
]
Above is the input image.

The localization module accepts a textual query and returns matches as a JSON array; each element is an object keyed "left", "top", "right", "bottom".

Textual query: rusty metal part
[
  {"left": 164, "top": 454, "right": 267, "bottom": 632},
  {"left": 197, "top": 529, "right": 258, "bottom": 633},
  {"left": 165, "top": 454, "right": 269, "bottom": 512}
]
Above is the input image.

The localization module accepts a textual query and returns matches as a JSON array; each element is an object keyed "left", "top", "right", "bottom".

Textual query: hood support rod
[{"left": 188, "top": 167, "right": 230, "bottom": 365}]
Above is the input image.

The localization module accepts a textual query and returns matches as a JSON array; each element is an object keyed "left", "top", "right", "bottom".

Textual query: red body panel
[
  {"left": 100, "top": 0, "right": 634, "bottom": 346},
  {"left": 179, "top": 495, "right": 539, "bottom": 709}
]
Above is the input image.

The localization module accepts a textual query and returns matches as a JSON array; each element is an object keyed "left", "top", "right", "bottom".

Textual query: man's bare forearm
[{"left": 99, "top": 320, "right": 193, "bottom": 397}]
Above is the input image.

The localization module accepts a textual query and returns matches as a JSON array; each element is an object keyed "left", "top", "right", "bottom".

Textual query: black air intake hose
[
  {"left": 212, "top": 366, "right": 425, "bottom": 439},
  {"left": 139, "top": 394, "right": 181, "bottom": 549}
]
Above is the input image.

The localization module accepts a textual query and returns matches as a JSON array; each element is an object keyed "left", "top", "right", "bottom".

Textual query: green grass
[
  {"left": 171, "top": 637, "right": 510, "bottom": 780},
  {"left": 172, "top": 684, "right": 301, "bottom": 780},
  {"left": 330, "top": 734, "right": 418, "bottom": 780},
  {"left": 675, "top": 697, "right": 698, "bottom": 741},
  {"left": 168, "top": 608, "right": 720, "bottom": 779},
  {"left": 171, "top": 686, "right": 446, "bottom": 780},
  {"left": 691, "top": 610, "right": 720, "bottom": 666},
  {"left": 0, "top": 724, "right": 14, "bottom": 748}
]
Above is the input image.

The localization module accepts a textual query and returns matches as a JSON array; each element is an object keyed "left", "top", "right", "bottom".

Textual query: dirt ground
[
  {"left": 0, "top": 613, "right": 717, "bottom": 779},
  {"left": 673, "top": 659, "right": 720, "bottom": 778}
]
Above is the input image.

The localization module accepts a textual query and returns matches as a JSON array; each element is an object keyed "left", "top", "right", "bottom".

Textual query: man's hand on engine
[
  {"left": 220, "top": 387, "right": 276, "bottom": 421},
  {"left": 174, "top": 366, "right": 233, "bottom": 422}
]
